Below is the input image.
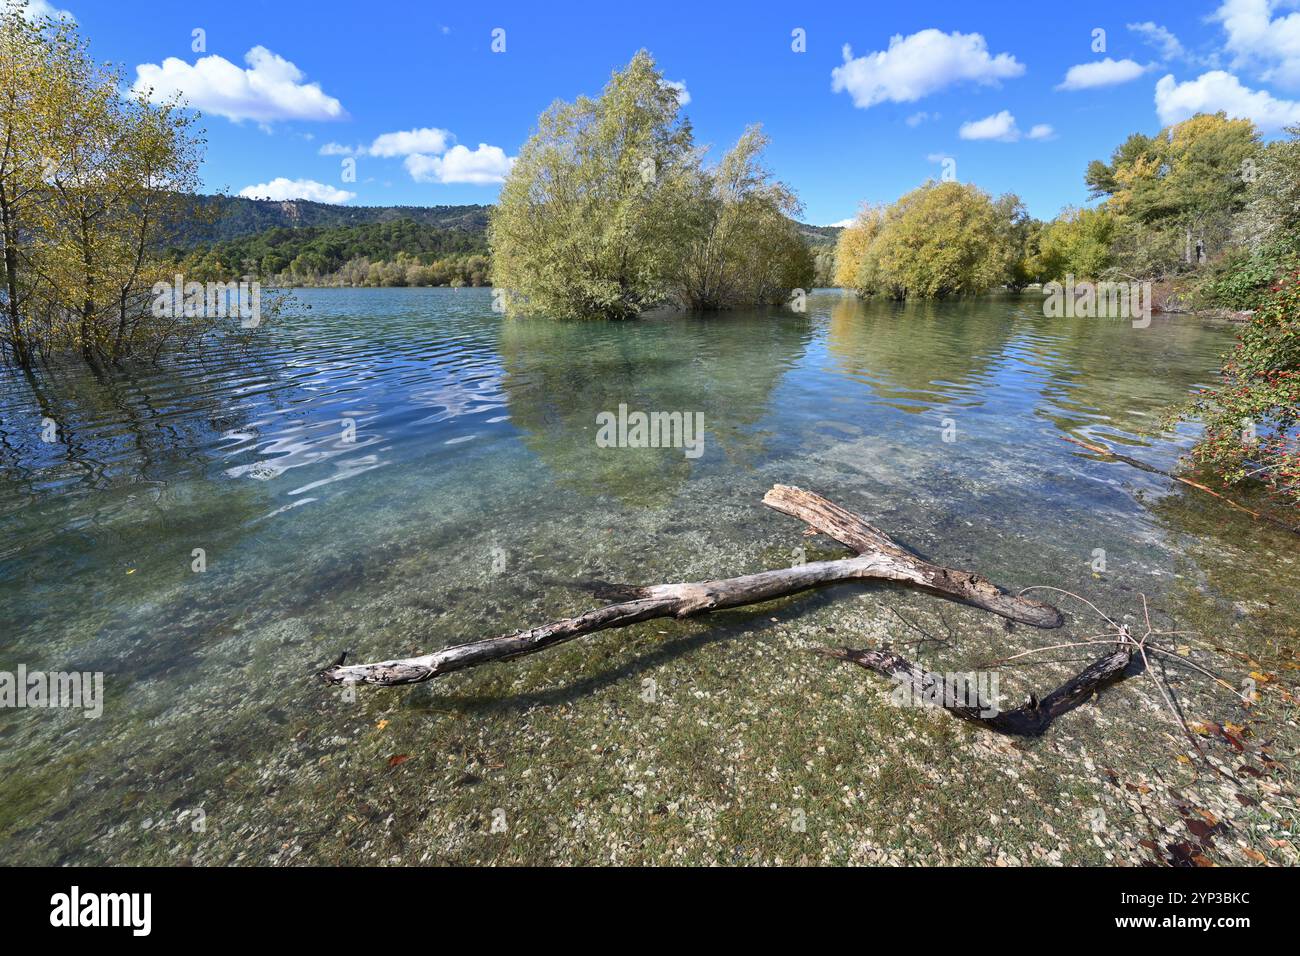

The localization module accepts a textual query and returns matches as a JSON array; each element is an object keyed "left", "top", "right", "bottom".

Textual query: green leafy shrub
[
  {"left": 1188, "top": 269, "right": 1300, "bottom": 506},
  {"left": 1196, "top": 237, "right": 1300, "bottom": 310},
  {"left": 842, "top": 181, "right": 1013, "bottom": 299}
]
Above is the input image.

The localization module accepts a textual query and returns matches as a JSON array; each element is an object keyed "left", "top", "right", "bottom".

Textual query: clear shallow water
[{"left": 1, "top": 288, "right": 1296, "bottom": 864}]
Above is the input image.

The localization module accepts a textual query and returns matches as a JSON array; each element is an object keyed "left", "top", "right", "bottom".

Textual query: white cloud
[
  {"left": 1214, "top": 0, "right": 1300, "bottom": 88},
  {"left": 826, "top": 218, "right": 855, "bottom": 228},
  {"left": 957, "top": 111, "right": 1052, "bottom": 142},
  {"left": 959, "top": 110, "right": 1019, "bottom": 141},
  {"left": 1057, "top": 58, "right": 1151, "bottom": 91},
  {"left": 1127, "top": 22, "right": 1186, "bottom": 62},
  {"left": 237, "top": 177, "right": 355, "bottom": 203},
  {"left": 1154, "top": 70, "right": 1300, "bottom": 130},
  {"left": 11, "top": 0, "right": 75, "bottom": 20},
  {"left": 367, "top": 127, "right": 453, "bottom": 157},
  {"left": 404, "top": 144, "right": 514, "bottom": 184},
  {"left": 319, "top": 128, "right": 453, "bottom": 158},
  {"left": 904, "top": 110, "right": 934, "bottom": 126},
  {"left": 831, "top": 30, "right": 1024, "bottom": 108},
  {"left": 662, "top": 80, "right": 690, "bottom": 106},
  {"left": 133, "top": 46, "right": 345, "bottom": 123},
  {"left": 318, "top": 127, "right": 514, "bottom": 185}
]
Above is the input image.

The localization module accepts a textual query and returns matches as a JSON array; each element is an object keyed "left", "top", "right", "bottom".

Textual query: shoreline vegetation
[
  {"left": 169, "top": 217, "right": 493, "bottom": 289},
  {"left": 0, "top": 9, "right": 1296, "bottom": 506}
]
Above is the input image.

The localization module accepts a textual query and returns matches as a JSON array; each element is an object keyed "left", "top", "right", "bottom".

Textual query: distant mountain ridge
[
  {"left": 184, "top": 194, "right": 838, "bottom": 248},
  {"left": 795, "top": 223, "right": 842, "bottom": 247},
  {"left": 184, "top": 195, "right": 493, "bottom": 245}
]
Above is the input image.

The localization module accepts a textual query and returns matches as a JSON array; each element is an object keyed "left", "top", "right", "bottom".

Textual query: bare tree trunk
[
  {"left": 320, "top": 485, "right": 1062, "bottom": 687},
  {"left": 79, "top": 213, "right": 97, "bottom": 366},
  {"left": 0, "top": 181, "right": 28, "bottom": 368}
]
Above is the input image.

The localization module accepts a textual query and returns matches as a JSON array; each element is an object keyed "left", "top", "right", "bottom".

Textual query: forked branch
[{"left": 318, "top": 484, "right": 1062, "bottom": 687}]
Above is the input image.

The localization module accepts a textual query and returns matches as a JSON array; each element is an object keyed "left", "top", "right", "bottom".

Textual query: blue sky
[{"left": 34, "top": 0, "right": 1300, "bottom": 224}]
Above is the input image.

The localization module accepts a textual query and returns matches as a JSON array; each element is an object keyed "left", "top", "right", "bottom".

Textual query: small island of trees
[{"left": 488, "top": 51, "right": 813, "bottom": 318}]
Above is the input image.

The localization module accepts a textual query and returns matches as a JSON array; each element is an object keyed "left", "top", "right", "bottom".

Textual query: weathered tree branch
[
  {"left": 318, "top": 484, "right": 1062, "bottom": 687},
  {"left": 761, "top": 485, "right": 1063, "bottom": 627},
  {"left": 814, "top": 644, "right": 1135, "bottom": 736},
  {"left": 1062, "top": 435, "right": 1299, "bottom": 535}
]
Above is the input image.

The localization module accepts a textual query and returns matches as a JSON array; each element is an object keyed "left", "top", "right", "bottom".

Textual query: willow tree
[
  {"left": 490, "top": 51, "right": 698, "bottom": 319},
  {"left": 0, "top": 4, "right": 64, "bottom": 367},
  {"left": 1034, "top": 206, "right": 1117, "bottom": 281},
  {"left": 1241, "top": 125, "right": 1300, "bottom": 248},
  {"left": 0, "top": 1, "right": 203, "bottom": 368},
  {"left": 849, "top": 181, "right": 1013, "bottom": 299},
  {"left": 994, "top": 193, "right": 1042, "bottom": 291},
  {"left": 674, "top": 125, "right": 812, "bottom": 309},
  {"left": 1205, "top": 124, "right": 1300, "bottom": 306},
  {"left": 32, "top": 31, "right": 202, "bottom": 364},
  {"left": 832, "top": 205, "right": 885, "bottom": 288}
]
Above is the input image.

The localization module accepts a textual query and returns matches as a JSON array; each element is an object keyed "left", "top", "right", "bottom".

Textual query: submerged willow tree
[
  {"left": 0, "top": 1, "right": 205, "bottom": 369},
  {"left": 675, "top": 125, "right": 812, "bottom": 309},
  {"left": 489, "top": 51, "right": 697, "bottom": 320},
  {"left": 490, "top": 51, "right": 811, "bottom": 319},
  {"left": 836, "top": 181, "right": 1014, "bottom": 300}
]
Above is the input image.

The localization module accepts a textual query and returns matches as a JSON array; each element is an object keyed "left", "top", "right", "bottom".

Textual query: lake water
[{"left": 1, "top": 287, "right": 1295, "bottom": 865}]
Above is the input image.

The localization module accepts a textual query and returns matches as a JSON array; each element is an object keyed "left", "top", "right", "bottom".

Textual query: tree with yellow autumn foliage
[
  {"left": 1085, "top": 112, "right": 1258, "bottom": 276},
  {"left": 835, "top": 181, "right": 1014, "bottom": 299},
  {"left": 1, "top": 1, "right": 204, "bottom": 368}
]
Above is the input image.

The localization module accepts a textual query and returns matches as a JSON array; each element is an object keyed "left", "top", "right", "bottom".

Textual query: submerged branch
[
  {"left": 319, "top": 484, "right": 1061, "bottom": 687},
  {"left": 813, "top": 644, "right": 1135, "bottom": 736},
  {"left": 1062, "top": 435, "right": 1298, "bottom": 535}
]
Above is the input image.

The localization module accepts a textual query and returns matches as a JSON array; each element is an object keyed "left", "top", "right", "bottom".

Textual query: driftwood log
[
  {"left": 319, "top": 485, "right": 1062, "bottom": 687},
  {"left": 814, "top": 644, "right": 1135, "bottom": 736}
]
